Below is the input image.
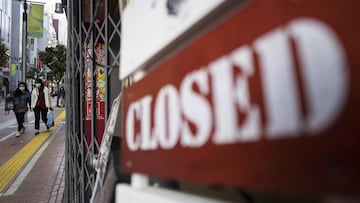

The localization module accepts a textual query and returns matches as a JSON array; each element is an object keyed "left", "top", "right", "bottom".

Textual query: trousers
[
  {"left": 15, "top": 112, "right": 26, "bottom": 131},
  {"left": 33, "top": 106, "right": 48, "bottom": 130}
]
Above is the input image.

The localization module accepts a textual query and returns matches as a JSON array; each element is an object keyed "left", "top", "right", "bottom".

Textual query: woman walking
[
  {"left": 31, "top": 79, "right": 53, "bottom": 135},
  {"left": 57, "top": 86, "right": 65, "bottom": 107},
  {"left": 10, "top": 82, "right": 31, "bottom": 137}
]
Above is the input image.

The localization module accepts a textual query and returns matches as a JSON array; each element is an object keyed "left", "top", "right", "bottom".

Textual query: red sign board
[{"left": 121, "top": 0, "right": 360, "bottom": 195}]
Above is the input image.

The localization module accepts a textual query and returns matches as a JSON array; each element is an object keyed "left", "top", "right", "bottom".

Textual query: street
[
  {"left": 0, "top": 97, "right": 66, "bottom": 202},
  {"left": 0, "top": 108, "right": 35, "bottom": 142},
  {"left": 0, "top": 97, "right": 57, "bottom": 142},
  {"left": 0, "top": 97, "right": 58, "bottom": 166}
]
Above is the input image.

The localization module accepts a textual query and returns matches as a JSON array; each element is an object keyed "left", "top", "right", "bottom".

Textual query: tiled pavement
[{"left": 0, "top": 106, "right": 66, "bottom": 203}]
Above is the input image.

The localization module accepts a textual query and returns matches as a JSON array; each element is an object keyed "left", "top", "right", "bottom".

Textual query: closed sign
[{"left": 121, "top": 0, "right": 360, "bottom": 195}]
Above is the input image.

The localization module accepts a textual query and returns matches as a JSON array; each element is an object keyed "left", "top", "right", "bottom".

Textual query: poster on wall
[{"left": 84, "top": 43, "right": 106, "bottom": 144}]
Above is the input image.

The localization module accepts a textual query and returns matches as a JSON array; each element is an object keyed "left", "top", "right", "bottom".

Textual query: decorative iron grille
[{"left": 64, "top": 0, "right": 122, "bottom": 202}]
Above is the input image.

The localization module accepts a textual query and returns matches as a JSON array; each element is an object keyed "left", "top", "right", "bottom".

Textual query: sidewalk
[
  {"left": 0, "top": 108, "right": 66, "bottom": 203},
  {"left": 0, "top": 100, "right": 16, "bottom": 124}
]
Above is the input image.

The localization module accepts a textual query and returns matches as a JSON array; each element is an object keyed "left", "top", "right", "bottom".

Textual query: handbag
[
  {"left": 47, "top": 110, "right": 55, "bottom": 127},
  {"left": 5, "top": 102, "right": 14, "bottom": 111},
  {"left": 5, "top": 95, "right": 14, "bottom": 111},
  {"left": 4, "top": 103, "right": 13, "bottom": 115}
]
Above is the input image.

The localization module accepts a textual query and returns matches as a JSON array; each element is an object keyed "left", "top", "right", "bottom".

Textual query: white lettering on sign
[
  {"left": 126, "top": 98, "right": 142, "bottom": 151},
  {"left": 180, "top": 69, "right": 212, "bottom": 147},
  {"left": 154, "top": 85, "right": 182, "bottom": 149},
  {"left": 255, "top": 29, "right": 303, "bottom": 138},
  {"left": 125, "top": 18, "right": 348, "bottom": 151},
  {"left": 286, "top": 19, "right": 348, "bottom": 133},
  {"left": 210, "top": 46, "right": 261, "bottom": 145}
]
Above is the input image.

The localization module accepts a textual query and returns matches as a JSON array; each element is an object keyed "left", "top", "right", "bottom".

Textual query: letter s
[{"left": 180, "top": 69, "right": 212, "bottom": 147}]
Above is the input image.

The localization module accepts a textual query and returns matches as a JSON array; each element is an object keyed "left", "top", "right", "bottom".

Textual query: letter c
[{"left": 126, "top": 102, "right": 141, "bottom": 151}]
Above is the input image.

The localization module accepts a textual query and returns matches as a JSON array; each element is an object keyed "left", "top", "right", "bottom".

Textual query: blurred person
[
  {"left": 8, "top": 82, "right": 31, "bottom": 137},
  {"left": 31, "top": 78, "right": 53, "bottom": 135},
  {"left": 57, "top": 86, "right": 65, "bottom": 107}
]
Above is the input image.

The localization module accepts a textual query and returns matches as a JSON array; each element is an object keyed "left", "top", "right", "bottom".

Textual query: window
[
  {"left": 0, "top": 9, "right": 3, "bottom": 39},
  {"left": 4, "top": 0, "right": 7, "bottom": 14},
  {"left": 7, "top": 16, "right": 10, "bottom": 42}
]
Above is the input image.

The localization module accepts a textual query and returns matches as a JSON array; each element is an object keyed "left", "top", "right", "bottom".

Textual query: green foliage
[
  {"left": 27, "top": 67, "right": 42, "bottom": 79},
  {"left": 38, "top": 44, "right": 66, "bottom": 81},
  {"left": 0, "top": 41, "right": 9, "bottom": 67}
]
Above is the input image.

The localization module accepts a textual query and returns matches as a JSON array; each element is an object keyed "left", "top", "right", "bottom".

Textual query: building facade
[
  {"left": 8, "top": 1, "right": 67, "bottom": 94},
  {"left": 0, "top": 0, "right": 12, "bottom": 99}
]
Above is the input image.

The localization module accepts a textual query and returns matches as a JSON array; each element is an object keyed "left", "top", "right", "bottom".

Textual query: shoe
[
  {"left": 47, "top": 125, "right": 50, "bottom": 130},
  {"left": 34, "top": 129, "right": 40, "bottom": 135},
  {"left": 15, "top": 132, "right": 21, "bottom": 137},
  {"left": 20, "top": 127, "right": 25, "bottom": 134}
]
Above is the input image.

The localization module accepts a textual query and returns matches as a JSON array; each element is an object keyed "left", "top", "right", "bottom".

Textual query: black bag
[{"left": 5, "top": 97, "right": 14, "bottom": 111}]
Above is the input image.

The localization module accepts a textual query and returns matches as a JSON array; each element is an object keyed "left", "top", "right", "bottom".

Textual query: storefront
[{"left": 65, "top": 1, "right": 360, "bottom": 202}]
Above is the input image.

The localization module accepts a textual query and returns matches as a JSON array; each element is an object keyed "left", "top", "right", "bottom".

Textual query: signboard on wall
[
  {"left": 120, "top": 0, "right": 225, "bottom": 79},
  {"left": 84, "top": 43, "right": 106, "bottom": 144},
  {"left": 120, "top": 0, "right": 360, "bottom": 195}
]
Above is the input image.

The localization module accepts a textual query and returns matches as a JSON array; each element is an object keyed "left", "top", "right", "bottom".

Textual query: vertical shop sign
[
  {"left": 84, "top": 43, "right": 106, "bottom": 144},
  {"left": 28, "top": 4, "right": 44, "bottom": 38},
  {"left": 10, "top": 64, "right": 17, "bottom": 76}
]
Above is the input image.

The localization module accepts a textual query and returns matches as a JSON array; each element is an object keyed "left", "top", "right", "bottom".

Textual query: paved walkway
[{"left": 0, "top": 108, "right": 66, "bottom": 203}]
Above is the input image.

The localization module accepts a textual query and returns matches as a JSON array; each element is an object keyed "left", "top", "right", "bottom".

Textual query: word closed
[{"left": 125, "top": 18, "right": 348, "bottom": 151}]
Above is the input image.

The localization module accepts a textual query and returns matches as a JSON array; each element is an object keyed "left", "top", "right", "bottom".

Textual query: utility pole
[
  {"left": 21, "top": 0, "right": 28, "bottom": 122},
  {"left": 21, "top": 0, "right": 28, "bottom": 83}
]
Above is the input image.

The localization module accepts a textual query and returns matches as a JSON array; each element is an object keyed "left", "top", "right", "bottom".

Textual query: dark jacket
[
  {"left": 12, "top": 90, "right": 31, "bottom": 113},
  {"left": 58, "top": 88, "right": 65, "bottom": 98}
]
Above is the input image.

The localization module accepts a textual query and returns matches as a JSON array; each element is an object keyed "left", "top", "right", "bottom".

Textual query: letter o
[{"left": 154, "top": 85, "right": 181, "bottom": 149}]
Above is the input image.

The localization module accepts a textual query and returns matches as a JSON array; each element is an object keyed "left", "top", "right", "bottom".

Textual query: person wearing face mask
[
  {"left": 31, "top": 78, "right": 53, "bottom": 135},
  {"left": 9, "top": 82, "right": 31, "bottom": 137}
]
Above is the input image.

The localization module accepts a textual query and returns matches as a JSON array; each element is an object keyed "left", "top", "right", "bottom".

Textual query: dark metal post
[{"left": 21, "top": 0, "right": 28, "bottom": 82}]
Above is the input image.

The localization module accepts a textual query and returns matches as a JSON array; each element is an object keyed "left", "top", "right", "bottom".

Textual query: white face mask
[
  {"left": 35, "top": 83, "right": 41, "bottom": 87},
  {"left": 19, "top": 87, "right": 25, "bottom": 91}
]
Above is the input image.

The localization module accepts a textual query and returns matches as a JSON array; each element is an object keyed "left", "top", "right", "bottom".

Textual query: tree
[
  {"left": 27, "top": 67, "right": 42, "bottom": 79},
  {"left": 38, "top": 44, "right": 66, "bottom": 81},
  {"left": 0, "top": 40, "right": 9, "bottom": 68}
]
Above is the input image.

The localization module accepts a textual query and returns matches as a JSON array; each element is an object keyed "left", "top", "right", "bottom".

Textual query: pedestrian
[
  {"left": 9, "top": 82, "right": 31, "bottom": 137},
  {"left": 57, "top": 86, "right": 65, "bottom": 107},
  {"left": 31, "top": 78, "right": 53, "bottom": 135}
]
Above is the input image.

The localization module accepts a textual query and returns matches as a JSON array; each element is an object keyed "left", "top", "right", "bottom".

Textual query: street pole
[
  {"left": 21, "top": 0, "right": 28, "bottom": 122},
  {"left": 21, "top": 0, "right": 28, "bottom": 83}
]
